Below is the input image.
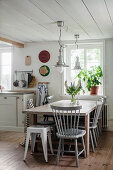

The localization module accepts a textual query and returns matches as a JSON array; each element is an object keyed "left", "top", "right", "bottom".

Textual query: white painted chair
[{"left": 24, "top": 125, "right": 53, "bottom": 162}]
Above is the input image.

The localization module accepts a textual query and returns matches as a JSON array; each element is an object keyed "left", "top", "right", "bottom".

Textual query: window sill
[{"left": 59, "top": 94, "right": 106, "bottom": 101}]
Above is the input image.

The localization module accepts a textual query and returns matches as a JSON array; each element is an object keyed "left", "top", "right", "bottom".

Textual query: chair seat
[
  {"left": 79, "top": 122, "right": 97, "bottom": 129},
  {"left": 56, "top": 128, "right": 86, "bottom": 139},
  {"left": 37, "top": 121, "right": 55, "bottom": 126}
]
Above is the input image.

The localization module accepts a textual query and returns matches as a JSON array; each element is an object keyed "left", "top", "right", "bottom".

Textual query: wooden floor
[{"left": 0, "top": 131, "right": 113, "bottom": 170}]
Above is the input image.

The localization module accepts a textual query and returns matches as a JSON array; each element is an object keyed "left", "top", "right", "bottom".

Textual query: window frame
[{"left": 62, "top": 42, "right": 104, "bottom": 96}]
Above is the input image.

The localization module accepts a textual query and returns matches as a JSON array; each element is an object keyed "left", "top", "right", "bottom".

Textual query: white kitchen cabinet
[
  {"left": 0, "top": 92, "right": 35, "bottom": 132},
  {"left": 0, "top": 96, "right": 17, "bottom": 127}
]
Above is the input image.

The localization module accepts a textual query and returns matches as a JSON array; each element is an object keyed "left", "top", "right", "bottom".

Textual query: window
[
  {"left": 0, "top": 46, "right": 12, "bottom": 90},
  {"left": 64, "top": 43, "right": 103, "bottom": 95}
]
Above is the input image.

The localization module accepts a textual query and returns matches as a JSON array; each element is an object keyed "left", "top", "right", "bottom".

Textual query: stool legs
[
  {"left": 24, "top": 128, "right": 53, "bottom": 163},
  {"left": 31, "top": 133, "right": 36, "bottom": 153},
  {"left": 24, "top": 130, "right": 30, "bottom": 161},
  {"left": 41, "top": 131, "right": 48, "bottom": 162},
  {"left": 48, "top": 132, "right": 54, "bottom": 154}
]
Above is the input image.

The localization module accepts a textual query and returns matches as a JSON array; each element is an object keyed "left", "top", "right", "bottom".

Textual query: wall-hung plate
[
  {"left": 39, "top": 65, "right": 50, "bottom": 76},
  {"left": 38, "top": 50, "right": 50, "bottom": 63}
]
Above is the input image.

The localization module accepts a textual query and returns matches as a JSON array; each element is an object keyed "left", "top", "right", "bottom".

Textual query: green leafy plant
[
  {"left": 65, "top": 80, "right": 84, "bottom": 102},
  {"left": 77, "top": 66, "right": 103, "bottom": 91}
]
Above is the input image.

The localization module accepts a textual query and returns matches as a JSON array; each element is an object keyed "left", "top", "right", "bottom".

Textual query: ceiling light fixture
[
  {"left": 73, "top": 34, "right": 81, "bottom": 70},
  {"left": 54, "top": 21, "right": 69, "bottom": 73}
]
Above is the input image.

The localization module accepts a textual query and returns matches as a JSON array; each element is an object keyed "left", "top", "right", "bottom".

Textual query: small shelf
[
  {"left": 38, "top": 82, "right": 50, "bottom": 84},
  {"left": 15, "top": 70, "right": 33, "bottom": 73}
]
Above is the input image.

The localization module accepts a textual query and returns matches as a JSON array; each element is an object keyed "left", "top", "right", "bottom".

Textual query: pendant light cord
[
  {"left": 75, "top": 35, "right": 78, "bottom": 50},
  {"left": 58, "top": 26, "right": 62, "bottom": 48}
]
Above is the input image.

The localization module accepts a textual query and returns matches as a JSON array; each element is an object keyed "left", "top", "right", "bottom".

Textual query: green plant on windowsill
[
  {"left": 65, "top": 79, "right": 84, "bottom": 103},
  {"left": 76, "top": 65, "right": 103, "bottom": 95}
]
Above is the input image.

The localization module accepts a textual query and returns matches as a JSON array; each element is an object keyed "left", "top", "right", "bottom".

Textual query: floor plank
[{"left": 0, "top": 131, "right": 113, "bottom": 170}]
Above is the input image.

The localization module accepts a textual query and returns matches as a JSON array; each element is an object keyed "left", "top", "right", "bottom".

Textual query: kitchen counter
[{"left": 0, "top": 90, "right": 36, "bottom": 95}]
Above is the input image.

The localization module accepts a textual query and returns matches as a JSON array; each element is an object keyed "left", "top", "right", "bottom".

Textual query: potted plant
[
  {"left": 77, "top": 66, "right": 103, "bottom": 95},
  {"left": 65, "top": 79, "right": 84, "bottom": 103}
]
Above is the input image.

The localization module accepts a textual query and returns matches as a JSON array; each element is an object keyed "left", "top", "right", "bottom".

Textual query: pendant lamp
[
  {"left": 54, "top": 21, "right": 69, "bottom": 73},
  {"left": 73, "top": 34, "right": 81, "bottom": 70}
]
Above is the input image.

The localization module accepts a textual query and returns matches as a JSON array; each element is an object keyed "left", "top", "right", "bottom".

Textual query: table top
[{"left": 23, "top": 100, "right": 97, "bottom": 116}]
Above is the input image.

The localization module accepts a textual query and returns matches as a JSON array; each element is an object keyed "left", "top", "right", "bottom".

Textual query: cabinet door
[{"left": 0, "top": 96, "right": 17, "bottom": 126}]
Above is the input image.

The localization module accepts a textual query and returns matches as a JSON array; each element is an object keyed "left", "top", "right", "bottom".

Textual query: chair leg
[
  {"left": 75, "top": 139, "right": 79, "bottom": 168},
  {"left": 61, "top": 139, "right": 64, "bottom": 156},
  {"left": 56, "top": 138, "right": 61, "bottom": 165},
  {"left": 96, "top": 126, "right": 99, "bottom": 140},
  {"left": 53, "top": 126, "right": 56, "bottom": 139},
  {"left": 90, "top": 129, "right": 94, "bottom": 152},
  {"left": 81, "top": 136, "right": 86, "bottom": 158},
  {"left": 68, "top": 144, "right": 71, "bottom": 151},
  {"left": 41, "top": 131, "right": 48, "bottom": 162},
  {"left": 92, "top": 128, "right": 97, "bottom": 147},
  {"left": 98, "top": 122, "right": 101, "bottom": 135},
  {"left": 31, "top": 133, "right": 36, "bottom": 153},
  {"left": 48, "top": 131, "right": 54, "bottom": 154},
  {"left": 24, "top": 130, "right": 30, "bottom": 161}
]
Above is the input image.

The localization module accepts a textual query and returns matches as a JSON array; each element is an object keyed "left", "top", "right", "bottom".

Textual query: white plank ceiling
[{"left": 0, "top": 0, "right": 113, "bottom": 43}]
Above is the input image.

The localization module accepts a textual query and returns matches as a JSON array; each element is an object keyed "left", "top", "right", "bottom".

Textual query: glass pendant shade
[{"left": 56, "top": 67, "right": 64, "bottom": 73}]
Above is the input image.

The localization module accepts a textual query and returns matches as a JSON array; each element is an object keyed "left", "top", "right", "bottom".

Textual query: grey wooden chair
[
  {"left": 79, "top": 97, "right": 104, "bottom": 152},
  {"left": 90, "top": 97, "right": 104, "bottom": 151},
  {"left": 51, "top": 105, "right": 86, "bottom": 168}
]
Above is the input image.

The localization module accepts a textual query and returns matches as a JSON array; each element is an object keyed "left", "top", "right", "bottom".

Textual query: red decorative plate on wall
[{"left": 38, "top": 50, "right": 50, "bottom": 63}]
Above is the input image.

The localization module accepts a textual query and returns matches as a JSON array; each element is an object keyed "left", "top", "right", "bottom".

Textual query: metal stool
[{"left": 24, "top": 125, "right": 53, "bottom": 162}]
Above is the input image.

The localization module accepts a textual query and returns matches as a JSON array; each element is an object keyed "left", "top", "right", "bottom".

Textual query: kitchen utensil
[
  {"left": 28, "top": 76, "right": 37, "bottom": 88},
  {"left": 28, "top": 73, "right": 33, "bottom": 84},
  {"left": 13, "top": 71, "right": 19, "bottom": 87},
  {"left": 19, "top": 73, "right": 26, "bottom": 88}
]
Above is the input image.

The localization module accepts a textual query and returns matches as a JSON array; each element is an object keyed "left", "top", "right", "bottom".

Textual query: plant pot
[{"left": 90, "top": 86, "right": 99, "bottom": 95}]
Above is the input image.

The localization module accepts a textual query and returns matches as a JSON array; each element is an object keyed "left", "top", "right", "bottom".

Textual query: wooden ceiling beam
[{"left": 0, "top": 37, "right": 24, "bottom": 48}]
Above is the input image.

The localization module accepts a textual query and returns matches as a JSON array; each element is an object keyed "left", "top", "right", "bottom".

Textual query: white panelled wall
[
  {"left": 13, "top": 42, "right": 62, "bottom": 99},
  {"left": 13, "top": 39, "right": 113, "bottom": 131},
  {"left": 105, "top": 39, "right": 113, "bottom": 131}
]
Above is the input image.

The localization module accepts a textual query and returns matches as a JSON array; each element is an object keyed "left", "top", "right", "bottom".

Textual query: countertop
[{"left": 0, "top": 90, "right": 36, "bottom": 95}]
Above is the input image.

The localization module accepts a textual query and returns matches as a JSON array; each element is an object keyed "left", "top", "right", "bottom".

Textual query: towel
[{"left": 36, "top": 84, "right": 48, "bottom": 106}]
